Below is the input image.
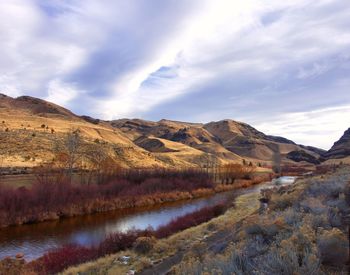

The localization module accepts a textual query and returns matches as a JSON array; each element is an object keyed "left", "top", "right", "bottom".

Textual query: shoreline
[{"left": 0, "top": 177, "right": 269, "bottom": 228}]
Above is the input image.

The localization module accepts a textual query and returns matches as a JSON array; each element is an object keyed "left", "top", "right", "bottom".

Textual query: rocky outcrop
[
  {"left": 286, "top": 150, "right": 321, "bottom": 164},
  {"left": 325, "top": 128, "right": 350, "bottom": 159}
]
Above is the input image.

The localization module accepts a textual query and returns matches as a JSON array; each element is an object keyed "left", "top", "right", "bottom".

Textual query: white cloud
[
  {"left": 46, "top": 79, "right": 81, "bottom": 106},
  {"left": 0, "top": 0, "right": 349, "bottom": 148},
  {"left": 99, "top": 0, "right": 350, "bottom": 118},
  {"left": 254, "top": 105, "right": 350, "bottom": 149}
]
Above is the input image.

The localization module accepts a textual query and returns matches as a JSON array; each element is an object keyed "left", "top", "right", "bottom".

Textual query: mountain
[
  {"left": 324, "top": 128, "right": 350, "bottom": 161},
  {"left": 0, "top": 93, "right": 325, "bottom": 169},
  {"left": 110, "top": 118, "right": 322, "bottom": 166}
]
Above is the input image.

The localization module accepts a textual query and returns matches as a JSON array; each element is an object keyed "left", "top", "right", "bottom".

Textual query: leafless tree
[
  {"left": 83, "top": 143, "right": 121, "bottom": 184},
  {"left": 219, "top": 163, "right": 256, "bottom": 184},
  {"left": 54, "top": 129, "right": 83, "bottom": 183},
  {"left": 272, "top": 148, "right": 282, "bottom": 175},
  {"left": 0, "top": 131, "right": 7, "bottom": 184}
]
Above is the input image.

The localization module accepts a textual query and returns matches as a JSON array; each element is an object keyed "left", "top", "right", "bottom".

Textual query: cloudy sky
[{"left": 1, "top": 0, "right": 350, "bottom": 149}]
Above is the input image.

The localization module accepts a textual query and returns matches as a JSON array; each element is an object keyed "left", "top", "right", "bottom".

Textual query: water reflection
[{"left": 0, "top": 189, "right": 239, "bottom": 261}]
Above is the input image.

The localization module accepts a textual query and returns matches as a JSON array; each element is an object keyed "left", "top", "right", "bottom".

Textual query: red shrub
[
  {"left": 0, "top": 169, "right": 216, "bottom": 226},
  {"left": 32, "top": 244, "right": 97, "bottom": 274},
  {"left": 97, "top": 229, "right": 153, "bottom": 256},
  {"left": 154, "top": 203, "right": 227, "bottom": 238}
]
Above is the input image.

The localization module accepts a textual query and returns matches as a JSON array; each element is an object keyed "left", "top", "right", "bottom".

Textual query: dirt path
[
  {"left": 140, "top": 223, "right": 249, "bottom": 275},
  {"left": 140, "top": 221, "right": 249, "bottom": 275}
]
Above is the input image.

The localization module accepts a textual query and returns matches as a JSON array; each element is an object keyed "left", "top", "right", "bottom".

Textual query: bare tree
[
  {"left": 272, "top": 147, "right": 282, "bottom": 175},
  {"left": 54, "top": 129, "right": 83, "bottom": 183},
  {"left": 219, "top": 163, "right": 256, "bottom": 184},
  {"left": 83, "top": 143, "right": 121, "bottom": 184},
  {"left": 0, "top": 131, "right": 7, "bottom": 184}
]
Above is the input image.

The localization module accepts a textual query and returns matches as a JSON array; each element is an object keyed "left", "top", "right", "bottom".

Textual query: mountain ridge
[{"left": 0, "top": 93, "right": 345, "bottom": 168}]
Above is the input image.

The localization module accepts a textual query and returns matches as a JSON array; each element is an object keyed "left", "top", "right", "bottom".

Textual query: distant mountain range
[{"left": 0, "top": 93, "right": 348, "bottom": 168}]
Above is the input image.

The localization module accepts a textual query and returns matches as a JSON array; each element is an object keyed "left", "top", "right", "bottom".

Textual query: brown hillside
[
  {"left": 0, "top": 95, "right": 164, "bottom": 168},
  {"left": 324, "top": 128, "right": 350, "bottom": 163},
  {"left": 0, "top": 93, "right": 325, "bottom": 169},
  {"left": 203, "top": 120, "right": 319, "bottom": 162}
]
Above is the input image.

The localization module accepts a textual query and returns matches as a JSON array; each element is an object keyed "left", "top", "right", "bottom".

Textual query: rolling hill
[{"left": 0, "top": 93, "right": 339, "bottom": 169}]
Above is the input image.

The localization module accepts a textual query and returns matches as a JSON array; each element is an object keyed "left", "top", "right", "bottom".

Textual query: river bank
[
  {"left": 0, "top": 175, "right": 272, "bottom": 262},
  {"left": 0, "top": 173, "right": 270, "bottom": 228},
  {"left": 1, "top": 182, "right": 257, "bottom": 274}
]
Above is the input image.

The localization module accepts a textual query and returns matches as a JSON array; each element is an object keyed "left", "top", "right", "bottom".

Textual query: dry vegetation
[
  {"left": 172, "top": 167, "right": 350, "bottom": 274},
  {"left": 0, "top": 203, "right": 227, "bottom": 274},
  {"left": 58, "top": 191, "right": 261, "bottom": 274},
  {"left": 0, "top": 168, "right": 215, "bottom": 227},
  {"left": 37, "top": 167, "right": 349, "bottom": 275},
  {"left": 0, "top": 131, "right": 268, "bottom": 228}
]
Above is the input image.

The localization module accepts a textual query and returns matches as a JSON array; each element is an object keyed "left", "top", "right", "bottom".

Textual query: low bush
[
  {"left": 306, "top": 178, "right": 345, "bottom": 199},
  {"left": 269, "top": 192, "right": 296, "bottom": 211},
  {"left": 327, "top": 207, "right": 342, "bottom": 228},
  {"left": 97, "top": 230, "right": 151, "bottom": 256},
  {"left": 32, "top": 244, "right": 97, "bottom": 274},
  {"left": 258, "top": 243, "right": 320, "bottom": 275},
  {"left": 245, "top": 222, "right": 280, "bottom": 239},
  {"left": 133, "top": 237, "right": 156, "bottom": 254},
  {"left": 155, "top": 203, "right": 227, "bottom": 239},
  {"left": 299, "top": 197, "right": 327, "bottom": 215},
  {"left": 281, "top": 207, "right": 302, "bottom": 227},
  {"left": 317, "top": 228, "right": 348, "bottom": 266},
  {"left": 176, "top": 251, "right": 252, "bottom": 275}
]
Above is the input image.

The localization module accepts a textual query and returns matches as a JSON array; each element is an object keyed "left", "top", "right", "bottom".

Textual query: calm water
[{"left": 0, "top": 177, "right": 295, "bottom": 261}]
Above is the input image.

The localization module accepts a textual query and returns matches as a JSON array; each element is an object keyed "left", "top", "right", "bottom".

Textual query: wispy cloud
[
  {"left": 0, "top": 0, "right": 349, "bottom": 148},
  {"left": 254, "top": 105, "right": 350, "bottom": 150}
]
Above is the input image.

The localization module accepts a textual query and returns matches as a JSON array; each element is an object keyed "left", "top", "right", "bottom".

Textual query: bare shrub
[
  {"left": 344, "top": 181, "right": 350, "bottom": 205},
  {"left": 257, "top": 228, "right": 320, "bottom": 275},
  {"left": 317, "top": 228, "right": 348, "bottom": 266},
  {"left": 327, "top": 207, "right": 342, "bottom": 228},
  {"left": 244, "top": 217, "right": 286, "bottom": 240},
  {"left": 269, "top": 192, "right": 296, "bottom": 211},
  {"left": 281, "top": 207, "right": 302, "bottom": 227},
  {"left": 257, "top": 244, "right": 320, "bottom": 275},
  {"left": 304, "top": 213, "right": 330, "bottom": 230},
  {"left": 306, "top": 178, "right": 346, "bottom": 199},
  {"left": 155, "top": 203, "right": 227, "bottom": 238},
  {"left": 133, "top": 236, "right": 155, "bottom": 254},
  {"left": 0, "top": 169, "right": 217, "bottom": 226},
  {"left": 31, "top": 244, "right": 97, "bottom": 274},
  {"left": 299, "top": 197, "right": 327, "bottom": 215},
  {"left": 176, "top": 251, "right": 252, "bottom": 275},
  {"left": 244, "top": 236, "right": 268, "bottom": 257}
]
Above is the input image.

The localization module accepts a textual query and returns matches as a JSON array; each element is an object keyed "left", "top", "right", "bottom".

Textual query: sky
[{"left": 0, "top": 0, "right": 350, "bottom": 149}]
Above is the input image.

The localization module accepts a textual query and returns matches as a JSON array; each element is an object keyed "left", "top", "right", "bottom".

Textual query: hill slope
[
  {"left": 0, "top": 93, "right": 325, "bottom": 169},
  {"left": 0, "top": 94, "right": 163, "bottom": 168},
  {"left": 324, "top": 128, "right": 350, "bottom": 163},
  {"left": 111, "top": 118, "right": 323, "bottom": 166}
]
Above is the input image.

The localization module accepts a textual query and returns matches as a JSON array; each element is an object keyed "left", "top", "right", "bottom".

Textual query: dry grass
[
  {"left": 62, "top": 191, "right": 260, "bottom": 274},
  {"left": 171, "top": 168, "right": 350, "bottom": 275}
]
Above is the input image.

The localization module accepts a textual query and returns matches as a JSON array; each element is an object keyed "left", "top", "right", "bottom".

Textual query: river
[{"left": 0, "top": 176, "right": 295, "bottom": 261}]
